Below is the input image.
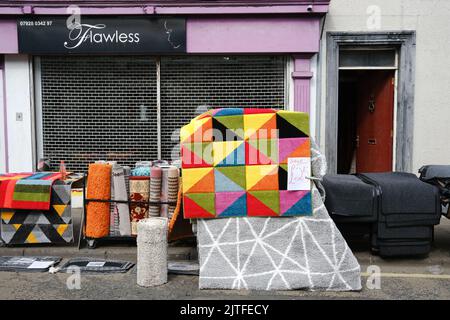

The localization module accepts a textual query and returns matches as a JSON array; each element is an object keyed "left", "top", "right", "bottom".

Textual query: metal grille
[
  {"left": 39, "top": 55, "right": 286, "bottom": 170},
  {"left": 160, "top": 56, "right": 286, "bottom": 160},
  {"left": 40, "top": 56, "right": 158, "bottom": 172}
]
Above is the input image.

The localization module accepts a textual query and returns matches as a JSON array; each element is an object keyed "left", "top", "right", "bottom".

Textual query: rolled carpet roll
[
  {"left": 113, "top": 165, "right": 132, "bottom": 236},
  {"left": 129, "top": 176, "right": 150, "bottom": 236},
  {"left": 158, "top": 165, "right": 173, "bottom": 218},
  {"left": 168, "top": 177, "right": 194, "bottom": 242},
  {"left": 166, "top": 166, "right": 179, "bottom": 219},
  {"left": 86, "top": 163, "right": 112, "bottom": 238},
  {"left": 122, "top": 166, "right": 131, "bottom": 233},
  {"left": 110, "top": 166, "right": 132, "bottom": 236},
  {"left": 109, "top": 162, "right": 119, "bottom": 237},
  {"left": 149, "top": 166, "right": 162, "bottom": 217},
  {"left": 137, "top": 217, "right": 168, "bottom": 287},
  {"left": 135, "top": 161, "right": 153, "bottom": 168},
  {"left": 109, "top": 169, "right": 117, "bottom": 237}
]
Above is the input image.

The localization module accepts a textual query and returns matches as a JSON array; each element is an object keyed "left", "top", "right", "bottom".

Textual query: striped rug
[{"left": 0, "top": 172, "right": 63, "bottom": 211}]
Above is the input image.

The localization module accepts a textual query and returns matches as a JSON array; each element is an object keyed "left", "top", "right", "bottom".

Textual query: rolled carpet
[
  {"left": 158, "top": 165, "right": 179, "bottom": 218},
  {"left": 109, "top": 168, "right": 117, "bottom": 237},
  {"left": 113, "top": 165, "right": 132, "bottom": 236},
  {"left": 129, "top": 176, "right": 150, "bottom": 236},
  {"left": 110, "top": 166, "right": 131, "bottom": 236},
  {"left": 159, "top": 166, "right": 169, "bottom": 218},
  {"left": 86, "top": 163, "right": 112, "bottom": 238},
  {"left": 168, "top": 177, "right": 194, "bottom": 242},
  {"left": 122, "top": 166, "right": 131, "bottom": 233},
  {"left": 149, "top": 167, "right": 162, "bottom": 217},
  {"left": 109, "top": 206, "right": 119, "bottom": 236},
  {"left": 166, "top": 166, "right": 179, "bottom": 219}
]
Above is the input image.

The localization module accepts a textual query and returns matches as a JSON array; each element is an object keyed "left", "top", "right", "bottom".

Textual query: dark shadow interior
[{"left": 337, "top": 70, "right": 361, "bottom": 174}]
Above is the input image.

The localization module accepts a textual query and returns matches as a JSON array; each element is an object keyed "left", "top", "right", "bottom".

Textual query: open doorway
[{"left": 337, "top": 49, "right": 396, "bottom": 174}]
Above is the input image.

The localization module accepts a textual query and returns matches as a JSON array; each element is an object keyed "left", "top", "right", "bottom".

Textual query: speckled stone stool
[{"left": 137, "top": 217, "right": 168, "bottom": 287}]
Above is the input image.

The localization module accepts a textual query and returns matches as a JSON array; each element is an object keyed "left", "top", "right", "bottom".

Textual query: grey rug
[
  {"left": 0, "top": 256, "right": 61, "bottom": 272},
  {"left": 60, "top": 257, "right": 134, "bottom": 273},
  {"left": 197, "top": 141, "right": 362, "bottom": 291}
]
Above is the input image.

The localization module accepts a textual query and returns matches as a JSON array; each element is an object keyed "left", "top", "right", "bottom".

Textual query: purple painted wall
[
  {"left": 0, "top": 60, "right": 8, "bottom": 172},
  {"left": 0, "top": 1, "right": 329, "bottom": 117},
  {"left": 292, "top": 55, "right": 314, "bottom": 112},
  {"left": 0, "top": 0, "right": 331, "bottom": 14},
  {"left": 0, "top": 4, "right": 329, "bottom": 15},
  {"left": 187, "top": 17, "right": 320, "bottom": 54},
  {"left": 0, "top": 20, "right": 18, "bottom": 54}
]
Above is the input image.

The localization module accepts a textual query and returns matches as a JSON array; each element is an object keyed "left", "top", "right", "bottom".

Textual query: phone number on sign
[{"left": 19, "top": 20, "right": 53, "bottom": 27}]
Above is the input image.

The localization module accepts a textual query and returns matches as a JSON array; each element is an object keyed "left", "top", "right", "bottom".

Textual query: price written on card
[{"left": 287, "top": 157, "right": 311, "bottom": 191}]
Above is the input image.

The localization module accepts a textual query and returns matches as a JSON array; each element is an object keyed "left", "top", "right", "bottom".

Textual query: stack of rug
[
  {"left": 181, "top": 108, "right": 361, "bottom": 291},
  {"left": 0, "top": 173, "right": 73, "bottom": 245}
]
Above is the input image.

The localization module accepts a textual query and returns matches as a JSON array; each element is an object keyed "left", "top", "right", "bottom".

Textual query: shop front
[{"left": 0, "top": 1, "right": 330, "bottom": 173}]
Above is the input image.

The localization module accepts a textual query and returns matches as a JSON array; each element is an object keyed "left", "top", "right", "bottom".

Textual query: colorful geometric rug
[
  {"left": 181, "top": 108, "right": 312, "bottom": 218},
  {"left": 197, "top": 140, "right": 362, "bottom": 291},
  {"left": 0, "top": 172, "right": 63, "bottom": 211},
  {"left": 0, "top": 181, "right": 73, "bottom": 244}
]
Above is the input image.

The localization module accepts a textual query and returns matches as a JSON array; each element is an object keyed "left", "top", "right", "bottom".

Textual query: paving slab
[{"left": 0, "top": 211, "right": 449, "bottom": 299}]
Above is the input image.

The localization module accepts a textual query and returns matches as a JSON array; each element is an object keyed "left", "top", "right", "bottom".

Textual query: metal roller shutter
[
  {"left": 39, "top": 56, "right": 158, "bottom": 171},
  {"left": 160, "top": 55, "right": 287, "bottom": 160},
  {"left": 38, "top": 55, "right": 286, "bottom": 170}
]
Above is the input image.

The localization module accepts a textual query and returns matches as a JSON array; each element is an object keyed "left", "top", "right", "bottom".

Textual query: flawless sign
[{"left": 17, "top": 16, "right": 186, "bottom": 54}]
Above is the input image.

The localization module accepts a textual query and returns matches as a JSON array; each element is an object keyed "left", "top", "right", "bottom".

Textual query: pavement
[{"left": 0, "top": 209, "right": 449, "bottom": 300}]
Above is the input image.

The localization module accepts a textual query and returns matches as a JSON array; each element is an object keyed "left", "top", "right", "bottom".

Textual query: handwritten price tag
[{"left": 287, "top": 157, "right": 311, "bottom": 191}]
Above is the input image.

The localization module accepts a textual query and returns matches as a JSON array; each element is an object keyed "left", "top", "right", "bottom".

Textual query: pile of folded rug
[
  {"left": 362, "top": 173, "right": 441, "bottom": 257},
  {"left": 323, "top": 172, "right": 442, "bottom": 257},
  {"left": 419, "top": 165, "right": 450, "bottom": 217},
  {"left": 181, "top": 108, "right": 362, "bottom": 291},
  {"left": 0, "top": 172, "right": 73, "bottom": 245}
]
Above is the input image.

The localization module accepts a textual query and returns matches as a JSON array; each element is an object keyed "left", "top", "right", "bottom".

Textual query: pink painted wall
[
  {"left": 0, "top": 20, "right": 18, "bottom": 54},
  {"left": 0, "top": 13, "right": 322, "bottom": 113},
  {"left": 0, "top": 16, "right": 321, "bottom": 55},
  {"left": 187, "top": 17, "right": 320, "bottom": 53}
]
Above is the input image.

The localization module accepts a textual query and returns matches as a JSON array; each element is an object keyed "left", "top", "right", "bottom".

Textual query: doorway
[
  {"left": 338, "top": 70, "right": 395, "bottom": 173},
  {"left": 325, "top": 32, "right": 416, "bottom": 174},
  {"left": 336, "top": 48, "right": 397, "bottom": 174}
]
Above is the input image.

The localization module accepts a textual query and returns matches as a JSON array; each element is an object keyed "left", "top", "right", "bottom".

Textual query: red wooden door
[{"left": 356, "top": 70, "right": 395, "bottom": 173}]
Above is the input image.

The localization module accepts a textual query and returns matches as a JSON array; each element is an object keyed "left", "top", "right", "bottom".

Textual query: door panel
[{"left": 356, "top": 71, "right": 395, "bottom": 173}]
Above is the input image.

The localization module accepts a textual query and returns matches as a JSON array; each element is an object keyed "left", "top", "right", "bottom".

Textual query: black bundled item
[
  {"left": 359, "top": 172, "right": 441, "bottom": 226},
  {"left": 322, "top": 174, "right": 379, "bottom": 223},
  {"left": 419, "top": 165, "right": 450, "bottom": 217},
  {"left": 323, "top": 172, "right": 442, "bottom": 257},
  {"left": 359, "top": 172, "right": 441, "bottom": 257},
  {"left": 372, "top": 239, "right": 432, "bottom": 257},
  {"left": 375, "top": 223, "right": 433, "bottom": 240}
]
